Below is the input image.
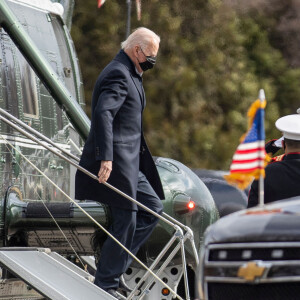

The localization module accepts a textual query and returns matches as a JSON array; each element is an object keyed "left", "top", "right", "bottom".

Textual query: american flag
[
  {"left": 98, "top": 0, "right": 106, "bottom": 8},
  {"left": 225, "top": 98, "right": 269, "bottom": 189}
]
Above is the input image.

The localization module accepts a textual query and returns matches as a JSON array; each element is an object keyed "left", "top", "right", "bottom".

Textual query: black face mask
[
  {"left": 139, "top": 59, "right": 155, "bottom": 71},
  {"left": 139, "top": 48, "right": 156, "bottom": 71}
]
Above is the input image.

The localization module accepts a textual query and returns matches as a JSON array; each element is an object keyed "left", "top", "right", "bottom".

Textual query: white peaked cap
[{"left": 275, "top": 114, "right": 300, "bottom": 141}]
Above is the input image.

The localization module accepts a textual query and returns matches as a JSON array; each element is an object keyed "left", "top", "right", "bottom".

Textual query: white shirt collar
[{"left": 135, "top": 67, "right": 143, "bottom": 77}]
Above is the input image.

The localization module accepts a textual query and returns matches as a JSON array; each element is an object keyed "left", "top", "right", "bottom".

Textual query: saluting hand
[{"left": 98, "top": 160, "right": 112, "bottom": 183}]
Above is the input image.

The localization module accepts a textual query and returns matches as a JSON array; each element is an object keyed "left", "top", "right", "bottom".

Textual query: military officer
[{"left": 248, "top": 114, "right": 300, "bottom": 207}]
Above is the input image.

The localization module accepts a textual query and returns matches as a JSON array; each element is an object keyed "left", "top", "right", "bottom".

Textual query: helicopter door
[
  {"left": 17, "top": 52, "right": 39, "bottom": 121},
  {"left": 0, "top": 30, "right": 19, "bottom": 119},
  {"left": 51, "top": 15, "right": 78, "bottom": 101},
  {"left": 0, "top": 30, "right": 23, "bottom": 191}
]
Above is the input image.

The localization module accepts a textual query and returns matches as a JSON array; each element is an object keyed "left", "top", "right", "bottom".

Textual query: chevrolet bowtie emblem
[{"left": 237, "top": 261, "right": 266, "bottom": 281}]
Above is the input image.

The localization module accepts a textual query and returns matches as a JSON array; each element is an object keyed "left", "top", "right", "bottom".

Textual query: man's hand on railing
[{"left": 98, "top": 160, "right": 112, "bottom": 183}]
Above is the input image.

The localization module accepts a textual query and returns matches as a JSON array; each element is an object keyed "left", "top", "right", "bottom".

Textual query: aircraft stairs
[{"left": 0, "top": 247, "right": 116, "bottom": 300}]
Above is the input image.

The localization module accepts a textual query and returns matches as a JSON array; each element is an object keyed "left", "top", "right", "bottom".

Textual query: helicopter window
[
  {"left": 51, "top": 16, "right": 77, "bottom": 100},
  {"left": 0, "top": 33, "right": 19, "bottom": 118},
  {"left": 20, "top": 62, "right": 39, "bottom": 118}
]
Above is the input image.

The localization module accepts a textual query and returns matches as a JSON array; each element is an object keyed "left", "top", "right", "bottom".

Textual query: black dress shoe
[
  {"left": 105, "top": 288, "right": 123, "bottom": 300},
  {"left": 119, "top": 274, "right": 133, "bottom": 293}
]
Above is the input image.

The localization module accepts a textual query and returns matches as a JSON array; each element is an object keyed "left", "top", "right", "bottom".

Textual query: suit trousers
[{"left": 94, "top": 171, "right": 164, "bottom": 290}]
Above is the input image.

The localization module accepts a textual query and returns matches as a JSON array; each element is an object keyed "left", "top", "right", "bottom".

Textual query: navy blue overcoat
[{"left": 75, "top": 50, "right": 164, "bottom": 210}]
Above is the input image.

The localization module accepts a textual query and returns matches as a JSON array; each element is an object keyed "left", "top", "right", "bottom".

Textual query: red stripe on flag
[
  {"left": 232, "top": 157, "right": 264, "bottom": 164},
  {"left": 236, "top": 147, "right": 265, "bottom": 154}
]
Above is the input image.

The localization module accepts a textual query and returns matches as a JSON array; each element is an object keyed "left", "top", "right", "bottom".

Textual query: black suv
[{"left": 198, "top": 196, "right": 300, "bottom": 300}]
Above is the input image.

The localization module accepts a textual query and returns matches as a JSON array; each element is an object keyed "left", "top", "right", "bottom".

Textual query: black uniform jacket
[
  {"left": 248, "top": 153, "right": 300, "bottom": 208},
  {"left": 75, "top": 50, "right": 164, "bottom": 210}
]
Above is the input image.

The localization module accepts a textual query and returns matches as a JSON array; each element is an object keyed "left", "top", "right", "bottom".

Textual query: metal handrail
[
  {"left": 0, "top": 110, "right": 200, "bottom": 299},
  {"left": 0, "top": 108, "right": 79, "bottom": 162},
  {"left": 0, "top": 108, "right": 199, "bottom": 248},
  {"left": 0, "top": 131, "right": 183, "bottom": 300}
]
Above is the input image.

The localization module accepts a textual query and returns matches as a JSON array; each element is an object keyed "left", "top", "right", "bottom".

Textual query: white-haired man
[{"left": 75, "top": 28, "right": 164, "bottom": 298}]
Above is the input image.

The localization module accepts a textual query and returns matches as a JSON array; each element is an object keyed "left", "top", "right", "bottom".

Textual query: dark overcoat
[
  {"left": 248, "top": 153, "right": 300, "bottom": 207},
  {"left": 75, "top": 50, "right": 164, "bottom": 210}
]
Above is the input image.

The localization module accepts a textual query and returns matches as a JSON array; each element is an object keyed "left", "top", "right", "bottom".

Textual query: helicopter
[{"left": 0, "top": 0, "right": 219, "bottom": 299}]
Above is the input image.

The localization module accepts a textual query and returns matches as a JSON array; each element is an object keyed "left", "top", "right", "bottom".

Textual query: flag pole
[
  {"left": 126, "top": 0, "right": 132, "bottom": 38},
  {"left": 258, "top": 89, "right": 265, "bottom": 207}
]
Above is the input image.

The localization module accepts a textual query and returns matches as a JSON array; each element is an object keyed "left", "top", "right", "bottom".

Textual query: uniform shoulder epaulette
[{"left": 270, "top": 154, "right": 285, "bottom": 163}]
